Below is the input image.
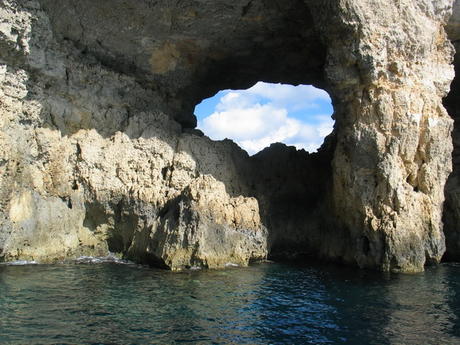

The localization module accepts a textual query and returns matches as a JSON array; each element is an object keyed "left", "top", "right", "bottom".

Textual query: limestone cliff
[{"left": 0, "top": 0, "right": 458, "bottom": 272}]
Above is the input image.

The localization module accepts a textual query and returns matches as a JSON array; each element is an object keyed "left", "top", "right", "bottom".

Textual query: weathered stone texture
[
  {"left": 0, "top": 0, "right": 266, "bottom": 267},
  {"left": 314, "top": 0, "right": 455, "bottom": 272},
  {"left": 0, "top": 0, "right": 458, "bottom": 272}
]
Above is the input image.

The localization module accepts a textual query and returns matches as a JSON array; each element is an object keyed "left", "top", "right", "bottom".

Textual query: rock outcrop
[
  {"left": 0, "top": 0, "right": 267, "bottom": 268},
  {"left": 0, "top": 0, "right": 458, "bottom": 272},
  {"left": 318, "top": 1, "right": 454, "bottom": 272}
]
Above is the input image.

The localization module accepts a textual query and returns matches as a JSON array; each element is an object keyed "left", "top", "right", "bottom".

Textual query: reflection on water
[
  {"left": 1, "top": 261, "right": 460, "bottom": 344},
  {"left": 381, "top": 266, "right": 458, "bottom": 345}
]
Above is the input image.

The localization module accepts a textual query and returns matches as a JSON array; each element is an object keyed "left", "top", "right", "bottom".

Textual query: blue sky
[{"left": 194, "top": 82, "right": 334, "bottom": 155}]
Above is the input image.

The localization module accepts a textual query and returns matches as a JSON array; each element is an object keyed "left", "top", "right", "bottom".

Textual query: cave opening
[
  {"left": 193, "top": 82, "right": 334, "bottom": 156},
  {"left": 34, "top": 0, "right": 335, "bottom": 269}
]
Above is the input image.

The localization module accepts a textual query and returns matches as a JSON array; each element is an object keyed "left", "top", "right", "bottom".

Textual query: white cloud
[
  {"left": 215, "top": 92, "right": 256, "bottom": 112},
  {"left": 246, "top": 82, "right": 330, "bottom": 111},
  {"left": 201, "top": 103, "right": 287, "bottom": 141},
  {"left": 197, "top": 82, "right": 334, "bottom": 155}
]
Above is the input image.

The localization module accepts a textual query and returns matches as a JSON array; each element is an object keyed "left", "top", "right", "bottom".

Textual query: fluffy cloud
[
  {"left": 197, "top": 82, "right": 334, "bottom": 155},
  {"left": 246, "top": 82, "right": 331, "bottom": 109}
]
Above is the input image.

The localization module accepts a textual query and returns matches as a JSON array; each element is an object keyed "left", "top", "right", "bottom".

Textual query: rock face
[
  {"left": 0, "top": 0, "right": 458, "bottom": 272},
  {"left": 319, "top": 1, "right": 454, "bottom": 272},
  {"left": 0, "top": 0, "right": 267, "bottom": 268}
]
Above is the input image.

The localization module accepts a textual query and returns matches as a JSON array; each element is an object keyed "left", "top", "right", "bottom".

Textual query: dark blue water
[{"left": 1, "top": 261, "right": 460, "bottom": 345}]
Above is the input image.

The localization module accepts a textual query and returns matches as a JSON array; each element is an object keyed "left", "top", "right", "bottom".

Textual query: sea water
[{"left": 1, "top": 260, "right": 459, "bottom": 344}]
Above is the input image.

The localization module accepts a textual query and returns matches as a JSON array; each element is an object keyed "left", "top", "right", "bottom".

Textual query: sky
[{"left": 194, "top": 82, "right": 334, "bottom": 155}]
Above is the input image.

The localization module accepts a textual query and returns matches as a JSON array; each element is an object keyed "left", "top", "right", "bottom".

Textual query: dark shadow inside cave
[
  {"left": 442, "top": 41, "right": 460, "bottom": 262},
  {"left": 442, "top": 2, "right": 460, "bottom": 261}
]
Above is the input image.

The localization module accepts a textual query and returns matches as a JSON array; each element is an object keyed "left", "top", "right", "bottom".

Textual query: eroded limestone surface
[{"left": 0, "top": 0, "right": 458, "bottom": 272}]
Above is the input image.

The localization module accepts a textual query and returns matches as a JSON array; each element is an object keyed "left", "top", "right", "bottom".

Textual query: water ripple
[{"left": 0, "top": 262, "right": 460, "bottom": 344}]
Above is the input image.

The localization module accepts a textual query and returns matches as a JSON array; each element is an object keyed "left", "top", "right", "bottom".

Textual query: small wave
[
  {"left": 75, "top": 252, "right": 134, "bottom": 265},
  {"left": 189, "top": 265, "right": 203, "bottom": 271},
  {"left": 1, "top": 253, "right": 134, "bottom": 266},
  {"left": 1, "top": 260, "right": 38, "bottom": 266},
  {"left": 225, "top": 262, "right": 239, "bottom": 267}
]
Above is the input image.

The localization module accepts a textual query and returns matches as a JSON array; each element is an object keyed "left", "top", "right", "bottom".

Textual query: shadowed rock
[{"left": 443, "top": 0, "right": 460, "bottom": 261}]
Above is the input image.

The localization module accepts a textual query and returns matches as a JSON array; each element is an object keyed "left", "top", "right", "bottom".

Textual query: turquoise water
[{"left": 1, "top": 261, "right": 460, "bottom": 345}]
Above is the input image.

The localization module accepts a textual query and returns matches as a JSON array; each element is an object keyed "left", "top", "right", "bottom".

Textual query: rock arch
[{"left": 0, "top": 0, "right": 458, "bottom": 272}]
